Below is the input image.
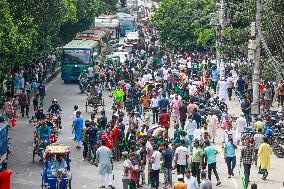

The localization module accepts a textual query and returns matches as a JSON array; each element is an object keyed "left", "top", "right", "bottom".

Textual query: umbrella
[{"left": 146, "top": 124, "right": 159, "bottom": 137}]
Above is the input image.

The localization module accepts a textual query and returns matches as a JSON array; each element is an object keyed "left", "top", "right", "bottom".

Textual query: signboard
[{"left": 64, "top": 50, "right": 90, "bottom": 55}]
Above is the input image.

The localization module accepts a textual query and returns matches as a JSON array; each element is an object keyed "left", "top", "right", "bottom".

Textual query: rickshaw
[
  {"left": 41, "top": 144, "right": 72, "bottom": 189},
  {"left": 33, "top": 120, "right": 57, "bottom": 163},
  {"left": 105, "top": 55, "right": 120, "bottom": 67},
  {"left": 85, "top": 95, "right": 105, "bottom": 112}
]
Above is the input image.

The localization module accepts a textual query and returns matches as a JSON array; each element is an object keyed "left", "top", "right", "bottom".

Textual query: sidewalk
[
  {"left": 226, "top": 93, "right": 278, "bottom": 120},
  {"left": 13, "top": 67, "right": 61, "bottom": 114}
]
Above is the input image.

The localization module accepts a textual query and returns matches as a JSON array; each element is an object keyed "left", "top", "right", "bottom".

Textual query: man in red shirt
[
  {"left": 102, "top": 128, "right": 113, "bottom": 150},
  {"left": 112, "top": 124, "right": 119, "bottom": 161},
  {"left": 0, "top": 162, "right": 13, "bottom": 189},
  {"left": 158, "top": 109, "right": 170, "bottom": 131}
]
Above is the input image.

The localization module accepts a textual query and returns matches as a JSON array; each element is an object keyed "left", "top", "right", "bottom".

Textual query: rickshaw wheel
[
  {"left": 85, "top": 101, "right": 88, "bottom": 112},
  {"left": 41, "top": 175, "right": 45, "bottom": 189},
  {"left": 68, "top": 180, "right": 71, "bottom": 189},
  {"left": 32, "top": 149, "right": 35, "bottom": 163}
]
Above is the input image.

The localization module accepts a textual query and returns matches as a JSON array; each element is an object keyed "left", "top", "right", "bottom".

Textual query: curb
[{"left": 44, "top": 68, "right": 61, "bottom": 85}]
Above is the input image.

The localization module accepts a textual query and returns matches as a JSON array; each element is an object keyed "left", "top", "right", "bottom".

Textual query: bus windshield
[
  {"left": 120, "top": 19, "right": 134, "bottom": 27},
  {"left": 62, "top": 49, "right": 91, "bottom": 64}
]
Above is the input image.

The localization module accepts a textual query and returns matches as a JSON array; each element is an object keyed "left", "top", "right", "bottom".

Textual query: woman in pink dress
[{"left": 170, "top": 94, "right": 182, "bottom": 123}]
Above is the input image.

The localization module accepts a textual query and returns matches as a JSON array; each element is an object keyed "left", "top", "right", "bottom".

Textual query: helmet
[
  {"left": 74, "top": 105, "right": 78, "bottom": 110},
  {"left": 83, "top": 70, "right": 87, "bottom": 73},
  {"left": 52, "top": 99, "right": 57, "bottom": 103}
]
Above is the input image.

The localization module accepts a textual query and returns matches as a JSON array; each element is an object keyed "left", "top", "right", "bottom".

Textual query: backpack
[{"left": 31, "top": 81, "right": 38, "bottom": 89}]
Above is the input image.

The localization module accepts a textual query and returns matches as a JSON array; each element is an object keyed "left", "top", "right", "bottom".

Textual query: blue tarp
[{"left": 0, "top": 123, "right": 8, "bottom": 168}]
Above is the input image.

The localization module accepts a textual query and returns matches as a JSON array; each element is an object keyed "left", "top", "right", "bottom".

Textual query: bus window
[{"left": 62, "top": 50, "right": 90, "bottom": 64}]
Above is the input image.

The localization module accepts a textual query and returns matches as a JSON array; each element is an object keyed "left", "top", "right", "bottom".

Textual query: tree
[
  {"left": 58, "top": 0, "right": 118, "bottom": 44},
  {"left": 151, "top": 0, "right": 216, "bottom": 50},
  {"left": 219, "top": 0, "right": 255, "bottom": 60},
  {"left": 120, "top": 0, "right": 127, "bottom": 8},
  {"left": 0, "top": 0, "right": 38, "bottom": 73},
  {"left": 222, "top": 0, "right": 284, "bottom": 80},
  {"left": 7, "top": 0, "right": 77, "bottom": 54}
]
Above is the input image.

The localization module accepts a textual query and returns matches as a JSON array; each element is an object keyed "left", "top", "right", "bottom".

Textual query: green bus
[{"left": 61, "top": 40, "right": 100, "bottom": 82}]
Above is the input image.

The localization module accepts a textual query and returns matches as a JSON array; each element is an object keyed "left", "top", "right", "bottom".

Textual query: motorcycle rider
[
  {"left": 79, "top": 70, "right": 90, "bottom": 93},
  {"left": 47, "top": 99, "right": 62, "bottom": 128},
  {"left": 38, "top": 120, "right": 51, "bottom": 141},
  {"left": 78, "top": 70, "right": 88, "bottom": 81},
  {"left": 48, "top": 99, "right": 62, "bottom": 114},
  {"left": 30, "top": 107, "right": 46, "bottom": 122}
]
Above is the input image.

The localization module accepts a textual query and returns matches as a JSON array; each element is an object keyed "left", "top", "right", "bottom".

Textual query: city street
[
  {"left": 2, "top": 0, "right": 284, "bottom": 189},
  {"left": 9, "top": 74, "right": 284, "bottom": 189}
]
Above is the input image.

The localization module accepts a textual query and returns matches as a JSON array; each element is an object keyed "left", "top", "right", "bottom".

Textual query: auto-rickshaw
[{"left": 41, "top": 144, "right": 72, "bottom": 189}]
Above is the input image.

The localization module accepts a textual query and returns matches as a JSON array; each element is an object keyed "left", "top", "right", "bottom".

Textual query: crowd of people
[
  {"left": 68, "top": 17, "right": 284, "bottom": 189},
  {"left": 1, "top": 52, "right": 58, "bottom": 125}
]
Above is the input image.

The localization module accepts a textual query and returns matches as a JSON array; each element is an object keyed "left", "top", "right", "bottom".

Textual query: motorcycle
[
  {"left": 49, "top": 112, "right": 62, "bottom": 130},
  {"left": 79, "top": 78, "right": 89, "bottom": 94}
]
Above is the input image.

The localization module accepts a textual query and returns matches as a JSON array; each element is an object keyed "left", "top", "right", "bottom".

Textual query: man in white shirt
[
  {"left": 235, "top": 113, "right": 247, "bottom": 142},
  {"left": 185, "top": 170, "right": 199, "bottom": 189},
  {"left": 185, "top": 115, "right": 197, "bottom": 152},
  {"left": 150, "top": 95, "right": 159, "bottom": 124},
  {"left": 226, "top": 74, "right": 234, "bottom": 100},
  {"left": 179, "top": 57, "right": 185, "bottom": 64},
  {"left": 175, "top": 139, "right": 189, "bottom": 176},
  {"left": 218, "top": 77, "right": 228, "bottom": 102},
  {"left": 193, "top": 128, "right": 201, "bottom": 141},
  {"left": 188, "top": 84, "right": 197, "bottom": 96},
  {"left": 142, "top": 72, "right": 152, "bottom": 85},
  {"left": 151, "top": 145, "right": 161, "bottom": 189},
  {"left": 72, "top": 105, "right": 79, "bottom": 122},
  {"left": 223, "top": 123, "right": 234, "bottom": 143},
  {"left": 87, "top": 66, "right": 94, "bottom": 80},
  {"left": 163, "top": 67, "right": 169, "bottom": 81},
  {"left": 122, "top": 152, "right": 131, "bottom": 189},
  {"left": 140, "top": 48, "right": 145, "bottom": 55}
]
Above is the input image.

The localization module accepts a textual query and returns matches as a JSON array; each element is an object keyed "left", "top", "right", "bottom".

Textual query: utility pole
[
  {"left": 250, "top": 0, "right": 262, "bottom": 115},
  {"left": 211, "top": 0, "right": 226, "bottom": 77},
  {"left": 220, "top": 0, "right": 225, "bottom": 40}
]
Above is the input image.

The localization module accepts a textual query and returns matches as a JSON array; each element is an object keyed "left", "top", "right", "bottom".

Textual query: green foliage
[
  {"left": 7, "top": 0, "right": 77, "bottom": 54},
  {"left": 151, "top": 0, "right": 216, "bottom": 50},
  {"left": 220, "top": 0, "right": 255, "bottom": 59},
  {"left": 0, "top": 0, "right": 38, "bottom": 76},
  {"left": 58, "top": 0, "right": 118, "bottom": 44},
  {"left": 120, "top": 0, "right": 127, "bottom": 8},
  {"left": 223, "top": 0, "right": 284, "bottom": 79}
]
